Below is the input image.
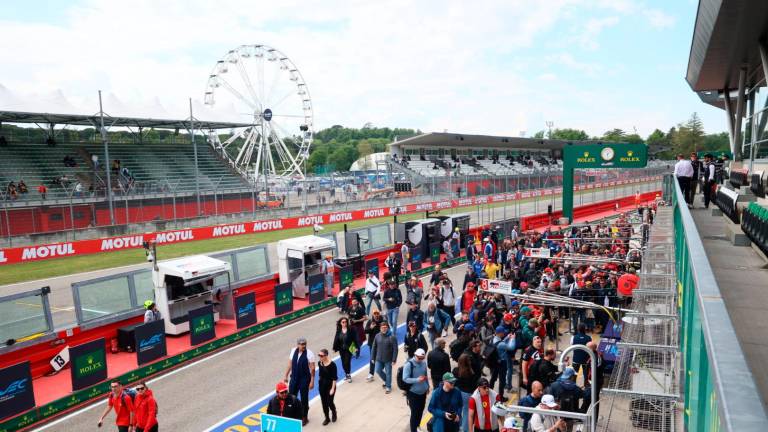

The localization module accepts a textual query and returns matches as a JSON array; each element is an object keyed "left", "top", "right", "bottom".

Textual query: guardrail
[{"left": 663, "top": 175, "right": 768, "bottom": 431}]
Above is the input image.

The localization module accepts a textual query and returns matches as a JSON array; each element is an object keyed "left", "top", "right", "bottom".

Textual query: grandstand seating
[
  {"left": 0, "top": 141, "right": 248, "bottom": 201},
  {"left": 742, "top": 202, "right": 768, "bottom": 256}
]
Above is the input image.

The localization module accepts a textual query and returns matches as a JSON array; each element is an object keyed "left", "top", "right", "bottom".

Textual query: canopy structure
[{"left": 0, "top": 110, "right": 251, "bottom": 131}]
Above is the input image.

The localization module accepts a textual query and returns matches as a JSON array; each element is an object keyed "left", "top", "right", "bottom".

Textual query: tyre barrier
[
  {"left": 742, "top": 202, "right": 768, "bottom": 257},
  {"left": 714, "top": 186, "right": 740, "bottom": 224},
  {"left": 750, "top": 170, "right": 765, "bottom": 198}
]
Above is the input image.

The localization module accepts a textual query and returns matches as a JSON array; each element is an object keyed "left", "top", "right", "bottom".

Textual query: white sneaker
[{"left": 366, "top": 374, "right": 374, "bottom": 382}]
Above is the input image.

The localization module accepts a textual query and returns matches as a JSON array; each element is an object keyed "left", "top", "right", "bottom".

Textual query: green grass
[{"left": 0, "top": 183, "right": 651, "bottom": 285}]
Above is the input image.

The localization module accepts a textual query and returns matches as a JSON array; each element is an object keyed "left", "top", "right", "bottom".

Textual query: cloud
[
  {"left": 576, "top": 16, "right": 620, "bottom": 50},
  {"left": 643, "top": 9, "right": 676, "bottom": 29}
]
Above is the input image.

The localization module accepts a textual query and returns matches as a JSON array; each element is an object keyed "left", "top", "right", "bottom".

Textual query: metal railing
[{"left": 664, "top": 175, "right": 768, "bottom": 431}]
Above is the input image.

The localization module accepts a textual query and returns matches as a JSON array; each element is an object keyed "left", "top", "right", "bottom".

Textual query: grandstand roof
[
  {"left": 392, "top": 132, "right": 597, "bottom": 149},
  {"left": 0, "top": 110, "right": 252, "bottom": 130},
  {"left": 686, "top": 0, "right": 768, "bottom": 108}
]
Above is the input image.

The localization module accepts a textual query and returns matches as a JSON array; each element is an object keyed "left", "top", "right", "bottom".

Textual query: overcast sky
[{"left": 0, "top": 0, "right": 724, "bottom": 137}]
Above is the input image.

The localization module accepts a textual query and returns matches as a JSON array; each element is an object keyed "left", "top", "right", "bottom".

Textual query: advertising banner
[
  {"left": 0, "top": 362, "right": 35, "bottom": 421},
  {"left": 274, "top": 282, "right": 294, "bottom": 316},
  {"left": 339, "top": 265, "right": 354, "bottom": 290},
  {"left": 478, "top": 278, "right": 513, "bottom": 293},
  {"left": 528, "top": 248, "right": 551, "bottom": 258},
  {"left": 189, "top": 305, "right": 216, "bottom": 346},
  {"left": 365, "top": 258, "right": 379, "bottom": 279},
  {"left": 234, "top": 292, "right": 257, "bottom": 329},
  {"left": 134, "top": 319, "right": 167, "bottom": 366},
  {"left": 308, "top": 273, "right": 325, "bottom": 304},
  {"left": 70, "top": 338, "right": 108, "bottom": 391}
]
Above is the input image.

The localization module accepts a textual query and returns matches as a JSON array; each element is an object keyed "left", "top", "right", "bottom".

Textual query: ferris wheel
[{"left": 204, "top": 44, "right": 313, "bottom": 181}]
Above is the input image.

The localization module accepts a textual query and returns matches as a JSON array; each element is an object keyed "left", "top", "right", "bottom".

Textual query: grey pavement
[
  {"left": 1, "top": 180, "right": 660, "bottom": 330},
  {"left": 691, "top": 199, "right": 768, "bottom": 413},
  {"left": 31, "top": 263, "right": 469, "bottom": 432}
]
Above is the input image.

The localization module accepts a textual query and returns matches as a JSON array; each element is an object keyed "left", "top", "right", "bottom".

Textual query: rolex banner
[
  {"left": 308, "top": 273, "right": 325, "bottom": 304},
  {"left": 0, "top": 361, "right": 35, "bottom": 421},
  {"left": 134, "top": 319, "right": 167, "bottom": 366},
  {"left": 430, "top": 243, "right": 441, "bottom": 265},
  {"left": 70, "top": 338, "right": 108, "bottom": 391},
  {"left": 188, "top": 305, "right": 216, "bottom": 346},
  {"left": 339, "top": 265, "right": 354, "bottom": 290},
  {"left": 235, "top": 292, "right": 258, "bottom": 329},
  {"left": 274, "top": 282, "right": 294, "bottom": 316}
]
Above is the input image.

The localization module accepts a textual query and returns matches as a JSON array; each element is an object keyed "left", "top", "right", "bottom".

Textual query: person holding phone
[{"left": 428, "top": 372, "right": 463, "bottom": 432}]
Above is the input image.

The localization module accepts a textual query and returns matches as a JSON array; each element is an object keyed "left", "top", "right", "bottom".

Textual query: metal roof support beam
[
  {"left": 734, "top": 66, "right": 747, "bottom": 161},
  {"left": 724, "top": 88, "right": 736, "bottom": 155}
]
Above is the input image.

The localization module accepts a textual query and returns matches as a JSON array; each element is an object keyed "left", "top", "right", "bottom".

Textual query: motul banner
[{"left": 0, "top": 177, "right": 658, "bottom": 266}]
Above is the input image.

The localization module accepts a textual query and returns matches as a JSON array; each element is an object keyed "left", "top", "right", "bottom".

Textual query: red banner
[{"left": 0, "top": 176, "right": 660, "bottom": 266}]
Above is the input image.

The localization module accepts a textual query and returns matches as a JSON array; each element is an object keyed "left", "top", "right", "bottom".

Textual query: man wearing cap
[
  {"left": 529, "top": 395, "right": 567, "bottom": 432},
  {"left": 267, "top": 381, "right": 303, "bottom": 422},
  {"left": 488, "top": 326, "right": 514, "bottom": 398},
  {"left": 284, "top": 338, "right": 315, "bottom": 425},
  {"left": 322, "top": 255, "right": 336, "bottom": 297},
  {"left": 371, "top": 321, "right": 398, "bottom": 393},
  {"left": 404, "top": 348, "right": 430, "bottom": 432},
  {"left": 143, "top": 301, "right": 161, "bottom": 323},
  {"left": 468, "top": 377, "right": 502, "bottom": 432},
  {"left": 428, "top": 372, "right": 463, "bottom": 432}
]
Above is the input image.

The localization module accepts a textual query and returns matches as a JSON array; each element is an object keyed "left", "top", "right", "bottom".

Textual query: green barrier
[{"left": 0, "top": 256, "right": 468, "bottom": 431}]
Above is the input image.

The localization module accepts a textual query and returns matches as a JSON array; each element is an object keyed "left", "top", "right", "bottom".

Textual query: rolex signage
[
  {"left": 564, "top": 143, "right": 647, "bottom": 169},
  {"left": 188, "top": 305, "right": 216, "bottom": 346},
  {"left": 70, "top": 338, "right": 108, "bottom": 391},
  {"left": 274, "top": 282, "right": 294, "bottom": 316}
]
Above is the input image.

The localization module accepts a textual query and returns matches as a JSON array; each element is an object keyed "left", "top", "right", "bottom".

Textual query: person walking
[
  {"left": 317, "top": 349, "right": 338, "bottom": 425},
  {"left": 365, "top": 310, "right": 385, "bottom": 382},
  {"left": 97, "top": 381, "right": 135, "bottom": 432},
  {"left": 383, "top": 280, "right": 403, "bottom": 332},
  {"left": 439, "top": 278, "right": 458, "bottom": 325},
  {"left": 371, "top": 321, "right": 398, "bottom": 394},
  {"left": 425, "top": 302, "right": 452, "bottom": 348},
  {"left": 385, "top": 251, "right": 403, "bottom": 286},
  {"left": 333, "top": 317, "right": 357, "bottom": 382},
  {"left": 365, "top": 269, "right": 383, "bottom": 315},
  {"left": 267, "top": 382, "right": 303, "bottom": 421},
  {"left": 428, "top": 372, "right": 463, "bottom": 432},
  {"left": 517, "top": 381, "right": 544, "bottom": 432},
  {"left": 428, "top": 338, "right": 452, "bottom": 388},
  {"left": 468, "top": 378, "right": 502, "bottom": 432},
  {"left": 570, "top": 323, "right": 591, "bottom": 376},
  {"left": 284, "top": 337, "right": 315, "bottom": 425},
  {"left": 690, "top": 152, "right": 702, "bottom": 202},
  {"left": 674, "top": 153, "right": 694, "bottom": 207},
  {"left": 133, "top": 382, "right": 158, "bottom": 432},
  {"left": 454, "top": 353, "right": 478, "bottom": 432},
  {"left": 404, "top": 348, "right": 430, "bottom": 432},
  {"left": 401, "top": 242, "right": 411, "bottom": 272},
  {"left": 404, "top": 320, "right": 428, "bottom": 359},
  {"left": 322, "top": 255, "right": 336, "bottom": 297}
]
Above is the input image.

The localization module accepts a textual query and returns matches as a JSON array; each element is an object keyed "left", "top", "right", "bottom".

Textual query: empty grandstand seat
[
  {"left": 750, "top": 171, "right": 765, "bottom": 198},
  {"left": 714, "top": 186, "right": 740, "bottom": 224},
  {"left": 742, "top": 202, "right": 768, "bottom": 256},
  {"left": 729, "top": 169, "right": 749, "bottom": 189}
]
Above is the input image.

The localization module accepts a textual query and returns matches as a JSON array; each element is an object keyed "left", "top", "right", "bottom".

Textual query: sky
[{"left": 0, "top": 0, "right": 726, "bottom": 138}]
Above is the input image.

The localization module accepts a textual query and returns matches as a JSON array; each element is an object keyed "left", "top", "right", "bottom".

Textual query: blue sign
[
  {"left": 260, "top": 413, "right": 302, "bottom": 432},
  {"left": 235, "top": 292, "right": 258, "bottom": 329},
  {"left": 308, "top": 273, "right": 325, "bottom": 304},
  {"left": 263, "top": 108, "right": 273, "bottom": 121},
  {"left": 0, "top": 362, "right": 35, "bottom": 420},
  {"left": 134, "top": 319, "right": 167, "bottom": 366}
]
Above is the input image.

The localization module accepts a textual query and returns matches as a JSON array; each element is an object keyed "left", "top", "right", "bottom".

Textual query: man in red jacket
[
  {"left": 134, "top": 382, "right": 158, "bottom": 432},
  {"left": 98, "top": 381, "right": 135, "bottom": 431}
]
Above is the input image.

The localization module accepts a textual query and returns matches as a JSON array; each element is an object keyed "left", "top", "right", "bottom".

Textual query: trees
[
  {"left": 550, "top": 128, "right": 589, "bottom": 141},
  {"left": 601, "top": 128, "right": 627, "bottom": 142},
  {"left": 671, "top": 112, "right": 705, "bottom": 155}
]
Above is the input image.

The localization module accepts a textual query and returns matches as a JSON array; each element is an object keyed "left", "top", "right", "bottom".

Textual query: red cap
[
  {"left": 276, "top": 382, "right": 288, "bottom": 393},
  {"left": 503, "top": 313, "right": 514, "bottom": 322},
  {"left": 520, "top": 282, "right": 529, "bottom": 288}
]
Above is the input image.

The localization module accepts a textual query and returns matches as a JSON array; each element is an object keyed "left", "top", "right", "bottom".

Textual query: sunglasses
[
  {"left": 318, "top": 354, "right": 326, "bottom": 358},
  {"left": 136, "top": 387, "right": 146, "bottom": 391},
  {"left": 278, "top": 390, "right": 288, "bottom": 395}
]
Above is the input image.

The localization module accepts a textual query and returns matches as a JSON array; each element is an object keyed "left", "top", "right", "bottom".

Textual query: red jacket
[{"left": 134, "top": 389, "right": 158, "bottom": 431}]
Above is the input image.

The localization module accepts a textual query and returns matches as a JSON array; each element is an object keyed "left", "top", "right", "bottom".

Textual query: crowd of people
[
  {"left": 266, "top": 207, "right": 651, "bottom": 431},
  {"left": 673, "top": 151, "right": 728, "bottom": 209}
]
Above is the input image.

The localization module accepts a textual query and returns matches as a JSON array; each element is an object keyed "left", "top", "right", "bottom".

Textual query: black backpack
[
  {"left": 482, "top": 340, "right": 501, "bottom": 369},
  {"left": 559, "top": 391, "right": 578, "bottom": 413},
  {"left": 449, "top": 339, "right": 464, "bottom": 362},
  {"left": 397, "top": 360, "right": 414, "bottom": 392}
]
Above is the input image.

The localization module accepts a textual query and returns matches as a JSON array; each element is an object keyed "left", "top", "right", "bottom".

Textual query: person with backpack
[
  {"left": 406, "top": 275, "right": 424, "bottom": 309},
  {"left": 402, "top": 348, "right": 429, "bottom": 432},
  {"left": 486, "top": 326, "right": 514, "bottom": 399},
  {"left": 548, "top": 367, "right": 588, "bottom": 414},
  {"left": 133, "top": 382, "right": 158, "bottom": 432},
  {"left": 528, "top": 349, "right": 559, "bottom": 390},
  {"left": 97, "top": 381, "right": 135, "bottom": 431}
]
